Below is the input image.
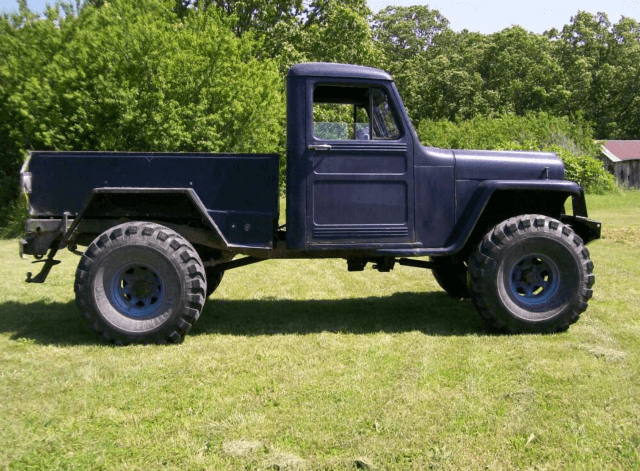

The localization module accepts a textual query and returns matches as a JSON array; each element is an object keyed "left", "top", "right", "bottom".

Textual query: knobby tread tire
[
  {"left": 75, "top": 222, "right": 206, "bottom": 344},
  {"left": 430, "top": 257, "right": 469, "bottom": 298},
  {"left": 205, "top": 268, "right": 224, "bottom": 298},
  {"left": 468, "top": 214, "right": 595, "bottom": 334}
]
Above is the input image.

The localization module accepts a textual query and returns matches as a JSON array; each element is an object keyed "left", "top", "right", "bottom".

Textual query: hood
[{"left": 454, "top": 149, "right": 565, "bottom": 181}]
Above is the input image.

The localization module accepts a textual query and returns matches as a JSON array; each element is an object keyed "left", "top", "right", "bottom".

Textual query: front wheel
[
  {"left": 430, "top": 256, "right": 469, "bottom": 298},
  {"left": 468, "top": 215, "right": 595, "bottom": 333},
  {"left": 205, "top": 267, "right": 224, "bottom": 297},
  {"left": 75, "top": 222, "right": 207, "bottom": 344}
]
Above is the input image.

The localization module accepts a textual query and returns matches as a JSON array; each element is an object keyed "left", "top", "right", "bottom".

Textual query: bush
[
  {"left": 0, "top": 0, "right": 285, "bottom": 236},
  {"left": 0, "top": 195, "right": 28, "bottom": 239},
  {"left": 552, "top": 146, "right": 617, "bottom": 194}
]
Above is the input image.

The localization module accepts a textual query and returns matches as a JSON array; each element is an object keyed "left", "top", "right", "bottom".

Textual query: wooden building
[{"left": 600, "top": 140, "right": 640, "bottom": 189}]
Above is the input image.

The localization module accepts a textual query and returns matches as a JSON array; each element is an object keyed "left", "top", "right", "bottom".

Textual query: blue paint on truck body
[{"left": 28, "top": 151, "right": 280, "bottom": 247}]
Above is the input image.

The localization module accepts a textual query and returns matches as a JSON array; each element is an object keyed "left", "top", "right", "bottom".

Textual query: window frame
[{"left": 310, "top": 83, "right": 405, "bottom": 142}]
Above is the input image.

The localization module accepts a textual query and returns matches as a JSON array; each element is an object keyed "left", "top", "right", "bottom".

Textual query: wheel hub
[
  {"left": 131, "top": 279, "right": 154, "bottom": 298},
  {"left": 111, "top": 264, "right": 165, "bottom": 318},
  {"left": 509, "top": 254, "right": 559, "bottom": 305}
]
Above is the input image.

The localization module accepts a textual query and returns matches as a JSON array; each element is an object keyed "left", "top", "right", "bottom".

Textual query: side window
[
  {"left": 312, "top": 85, "right": 401, "bottom": 141},
  {"left": 313, "top": 103, "right": 369, "bottom": 140},
  {"left": 371, "top": 88, "right": 400, "bottom": 140}
]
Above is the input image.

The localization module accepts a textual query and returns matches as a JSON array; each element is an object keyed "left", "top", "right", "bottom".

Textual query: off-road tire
[
  {"left": 75, "top": 222, "right": 207, "bottom": 344},
  {"left": 205, "top": 267, "right": 224, "bottom": 297},
  {"left": 468, "top": 214, "right": 594, "bottom": 333},
  {"left": 430, "top": 257, "right": 469, "bottom": 298}
]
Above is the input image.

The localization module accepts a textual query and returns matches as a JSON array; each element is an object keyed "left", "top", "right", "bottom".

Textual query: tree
[
  {"left": 610, "top": 17, "right": 640, "bottom": 138},
  {"left": 478, "top": 26, "right": 567, "bottom": 116},
  {"left": 0, "top": 2, "right": 73, "bottom": 226},
  {"left": 372, "top": 5, "right": 449, "bottom": 63},
  {"left": 47, "top": 0, "right": 284, "bottom": 153},
  {"left": 391, "top": 30, "right": 490, "bottom": 122},
  {"left": 172, "top": 0, "right": 380, "bottom": 70},
  {"left": 298, "top": 0, "right": 381, "bottom": 66},
  {"left": 550, "top": 11, "right": 622, "bottom": 137},
  {"left": 0, "top": 0, "right": 286, "bottom": 233},
  {"left": 174, "top": 0, "right": 303, "bottom": 38}
]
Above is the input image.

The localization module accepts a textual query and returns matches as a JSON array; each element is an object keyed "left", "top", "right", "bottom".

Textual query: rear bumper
[
  {"left": 20, "top": 219, "right": 67, "bottom": 257},
  {"left": 20, "top": 218, "right": 68, "bottom": 284}
]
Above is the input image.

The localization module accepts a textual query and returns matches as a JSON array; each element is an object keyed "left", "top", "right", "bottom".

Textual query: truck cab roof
[{"left": 288, "top": 62, "right": 393, "bottom": 81}]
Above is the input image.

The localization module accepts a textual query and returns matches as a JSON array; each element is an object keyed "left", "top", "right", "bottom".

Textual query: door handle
[{"left": 308, "top": 144, "right": 332, "bottom": 151}]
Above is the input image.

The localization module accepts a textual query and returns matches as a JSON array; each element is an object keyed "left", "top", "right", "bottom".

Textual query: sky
[
  {"left": 1, "top": 0, "right": 640, "bottom": 35},
  {"left": 367, "top": 0, "right": 640, "bottom": 34}
]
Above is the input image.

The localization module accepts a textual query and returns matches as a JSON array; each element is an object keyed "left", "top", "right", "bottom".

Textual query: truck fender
[
  {"left": 67, "top": 188, "right": 228, "bottom": 249},
  {"left": 446, "top": 180, "right": 590, "bottom": 253}
]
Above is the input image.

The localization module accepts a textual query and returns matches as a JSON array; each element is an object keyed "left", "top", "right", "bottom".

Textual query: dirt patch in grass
[
  {"left": 579, "top": 344, "right": 628, "bottom": 362},
  {"left": 222, "top": 439, "right": 266, "bottom": 457},
  {"left": 222, "top": 440, "right": 307, "bottom": 470},
  {"left": 263, "top": 451, "right": 307, "bottom": 470},
  {"left": 600, "top": 226, "right": 640, "bottom": 247}
]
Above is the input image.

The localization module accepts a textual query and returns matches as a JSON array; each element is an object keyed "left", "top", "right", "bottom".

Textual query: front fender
[{"left": 447, "top": 180, "right": 584, "bottom": 248}]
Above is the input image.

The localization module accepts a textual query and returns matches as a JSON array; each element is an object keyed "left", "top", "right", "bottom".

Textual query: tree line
[{"left": 1, "top": 0, "right": 637, "bottom": 232}]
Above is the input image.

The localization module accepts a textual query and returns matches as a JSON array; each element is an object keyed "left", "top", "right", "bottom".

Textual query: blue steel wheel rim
[
  {"left": 509, "top": 254, "right": 560, "bottom": 306},
  {"left": 111, "top": 264, "right": 166, "bottom": 319}
]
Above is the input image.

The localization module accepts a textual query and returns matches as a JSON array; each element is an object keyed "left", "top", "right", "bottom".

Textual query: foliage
[
  {"left": 417, "top": 113, "right": 616, "bottom": 193},
  {"left": 383, "top": 9, "right": 640, "bottom": 143},
  {"left": 548, "top": 12, "right": 640, "bottom": 139},
  {"left": 372, "top": 5, "right": 450, "bottom": 62},
  {"left": 417, "top": 113, "right": 597, "bottom": 154},
  {"left": 0, "top": 0, "right": 284, "bottom": 235},
  {"left": 0, "top": 195, "right": 28, "bottom": 239},
  {"left": 37, "top": 0, "right": 283, "bottom": 153},
  {"left": 174, "top": 0, "right": 303, "bottom": 38},
  {"left": 0, "top": 1, "right": 70, "bottom": 230},
  {"left": 174, "top": 0, "right": 381, "bottom": 71},
  {"left": 478, "top": 26, "right": 566, "bottom": 116},
  {"left": 394, "top": 30, "right": 490, "bottom": 122},
  {"left": 550, "top": 145, "right": 617, "bottom": 194}
]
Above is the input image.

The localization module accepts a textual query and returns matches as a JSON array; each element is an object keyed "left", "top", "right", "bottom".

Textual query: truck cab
[{"left": 285, "top": 63, "right": 431, "bottom": 250}]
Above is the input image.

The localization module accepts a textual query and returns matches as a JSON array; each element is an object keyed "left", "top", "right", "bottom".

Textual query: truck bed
[{"left": 26, "top": 151, "right": 280, "bottom": 247}]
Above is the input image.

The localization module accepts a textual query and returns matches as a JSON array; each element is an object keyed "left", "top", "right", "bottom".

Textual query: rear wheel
[
  {"left": 468, "top": 214, "right": 594, "bottom": 333},
  {"left": 75, "top": 222, "right": 206, "bottom": 344}
]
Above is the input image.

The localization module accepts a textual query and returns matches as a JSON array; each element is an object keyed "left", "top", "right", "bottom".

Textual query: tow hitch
[
  {"left": 21, "top": 213, "right": 71, "bottom": 284},
  {"left": 26, "top": 248, "right": 61, "bottom": 283}
]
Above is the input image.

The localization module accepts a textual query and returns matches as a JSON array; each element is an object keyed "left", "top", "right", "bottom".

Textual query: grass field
[{"left": 1, "top": 192, "right": 639, "bottom": 470}]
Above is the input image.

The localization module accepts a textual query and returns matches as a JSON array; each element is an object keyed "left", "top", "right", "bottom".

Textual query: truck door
[{"left": 305, "top": 83, "right": 414, "bottom": 246}]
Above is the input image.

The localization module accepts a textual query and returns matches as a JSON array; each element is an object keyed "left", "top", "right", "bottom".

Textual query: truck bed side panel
[{"left": 28, "top": 151, "right": 279, "bottom": 247}]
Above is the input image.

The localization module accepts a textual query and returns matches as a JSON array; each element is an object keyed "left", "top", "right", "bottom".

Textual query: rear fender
[{"left": 67, "top": 188, "right": 228, "bottom": 249}]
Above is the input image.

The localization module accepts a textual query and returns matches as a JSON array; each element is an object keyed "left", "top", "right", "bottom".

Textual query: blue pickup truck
[{"left": 19, "top": 62, "right": 601, "bottom": 343}]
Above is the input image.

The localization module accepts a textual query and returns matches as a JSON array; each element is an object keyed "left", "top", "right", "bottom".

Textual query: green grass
[{"left": 1, "top": 193, "right": 640, "bottom": 470}]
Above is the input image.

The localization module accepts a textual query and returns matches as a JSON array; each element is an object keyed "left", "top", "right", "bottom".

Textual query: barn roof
[{"left": 601, "top": 140, "right": 640, "bottom": 162}]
